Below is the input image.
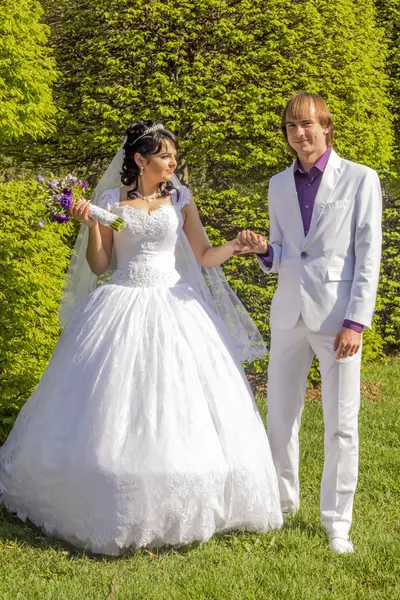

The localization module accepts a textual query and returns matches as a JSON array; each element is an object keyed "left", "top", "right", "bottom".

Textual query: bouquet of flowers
[{"left": 36, "top": 174, "right": 125, "bottom": 232}]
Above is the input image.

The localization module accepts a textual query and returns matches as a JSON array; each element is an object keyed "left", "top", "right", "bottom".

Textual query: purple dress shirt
[
  {"left": 294, "top": 147, "right": 331, "bottom": 235},
  {"left": 259, "top": 147, "right": 363, "bottom": 332}
]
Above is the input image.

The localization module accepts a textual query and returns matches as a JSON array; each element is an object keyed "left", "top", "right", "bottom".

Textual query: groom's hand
[
  {"left": 333, "top": 327, "right": 361, "bottom": 359},
  {"left": 236, "top": 230, "right": 268, "bottom": 254}
]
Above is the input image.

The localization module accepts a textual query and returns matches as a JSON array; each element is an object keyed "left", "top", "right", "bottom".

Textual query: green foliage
[
  {"left": 375, "top": 207, "right": 400, "bottom": 350},
  {"left": 0, "top": 180, "right": 72, "bottom": 440},
  {"left": 0, "top": 0, "right": 57, "bottom": 143},
  {"left": 195, "top": 186, "right": 273, "bottom": 377},
  {"left": 375, "top": 0, "right": 400, "bottom": 193},
  {"left": 15, "top": 0, "right": 391, "bottom": 180}
]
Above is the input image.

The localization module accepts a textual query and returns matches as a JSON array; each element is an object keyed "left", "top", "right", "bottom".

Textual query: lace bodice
[{"left": 98, "top": 187, "right": 190, "bottom": 287}]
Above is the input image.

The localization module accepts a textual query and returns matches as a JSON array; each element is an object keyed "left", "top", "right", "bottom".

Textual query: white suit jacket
[{"left": 259, "top": 149, "right": 382, "bottom": 332}]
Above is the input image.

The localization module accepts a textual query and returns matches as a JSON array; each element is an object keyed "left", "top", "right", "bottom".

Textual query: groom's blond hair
[{"left": 281, "top": 92, "right": 334, "bottom": 155}]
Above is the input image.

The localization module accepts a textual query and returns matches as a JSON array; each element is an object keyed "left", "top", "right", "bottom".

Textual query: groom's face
[{"left": 285, "top": 101, "right": 330, "bottom": 159}]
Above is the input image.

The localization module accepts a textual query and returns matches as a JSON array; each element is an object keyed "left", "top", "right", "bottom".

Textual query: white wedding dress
[{"left": 0, "top": 187, "right": 282, "bottom": 555}]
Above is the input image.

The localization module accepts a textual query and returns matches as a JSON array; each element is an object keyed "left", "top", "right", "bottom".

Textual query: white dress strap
[{"left": 173, "top": 186, "right": 192, "bottom": 212}]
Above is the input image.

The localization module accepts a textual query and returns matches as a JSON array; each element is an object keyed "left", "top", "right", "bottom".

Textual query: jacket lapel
[
  {"left": 284, "top": 164, "right": 305, "bottom": 244},
  {"left": 302, "top": 149, "right": 342, "bottom": 248}
]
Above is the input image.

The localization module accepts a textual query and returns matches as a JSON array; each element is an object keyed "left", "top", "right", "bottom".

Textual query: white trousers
[{"left": 267, "top": 318, "right": 361, "bottom": 537}]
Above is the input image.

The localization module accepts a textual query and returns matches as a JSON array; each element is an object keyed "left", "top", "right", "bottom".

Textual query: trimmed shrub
[{"left": 0, "top": 180, "right": 72, "bottom": 440}]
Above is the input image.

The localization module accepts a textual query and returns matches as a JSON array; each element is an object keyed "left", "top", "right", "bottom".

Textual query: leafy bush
[
  {"left": 375, "top": 206, "right": 400, "bottom": 350},
  {"left": 0, "top": 0, "right": 57, "bottom": 142},
  {"left": 0, "top": 180, "right": 72, "bottom": 440},
  {"left": 11, "top": 0, "right": 392, "bottom": 181}
]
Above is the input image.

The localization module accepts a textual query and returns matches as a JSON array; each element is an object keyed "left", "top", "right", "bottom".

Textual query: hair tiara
[{"left": 130, "top": 123, "right": 165, "bottom": 145}]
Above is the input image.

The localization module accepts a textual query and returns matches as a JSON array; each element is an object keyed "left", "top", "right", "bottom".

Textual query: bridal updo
[{"left": 121, "top": 120, "right": 178, "bottom": 197}]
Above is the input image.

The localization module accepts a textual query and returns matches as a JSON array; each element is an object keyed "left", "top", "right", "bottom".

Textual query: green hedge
[{"left": 0, "top": 180, "right": 73, "bottom": 440}]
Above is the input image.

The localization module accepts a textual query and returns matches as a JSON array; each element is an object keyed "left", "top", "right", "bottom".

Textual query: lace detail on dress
[
  {"left": 111, "top": 257, "right": 180, "bottom": 287},
  {"left": 97, "top": 186, "right": 190, "bottom": 213},
  {"left": 173, "top": 186, "right": 191, "bottom": 212},
  {"left": 109, "top": 204, "right": 182, "bottom": 288},
  {"left": 95, "top": 187, "right": 189, "bottom": 290}
]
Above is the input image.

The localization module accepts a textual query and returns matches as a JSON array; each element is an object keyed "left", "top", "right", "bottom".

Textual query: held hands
[
  {"left": 333, "top": 327, "right": 361, "bottom": 359},
  {"left": 69, "top": 200, "right": 97, "bottom": 229},
  {"left": 232, "top": 230, "right": 269, "bottom": 256}
]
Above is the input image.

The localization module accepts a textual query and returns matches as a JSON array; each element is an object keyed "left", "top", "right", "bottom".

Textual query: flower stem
[{"left": 110, "top": 217, "right": 125, "bottom": 232}]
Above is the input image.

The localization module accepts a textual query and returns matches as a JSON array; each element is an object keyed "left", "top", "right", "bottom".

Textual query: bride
[{"left": 0, "top": 121, "right": 282, "bottom": 555}]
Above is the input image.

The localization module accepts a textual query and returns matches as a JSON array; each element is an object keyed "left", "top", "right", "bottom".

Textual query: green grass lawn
[{"left": 0, "top": 360, "right": 399, "bottom": 600}]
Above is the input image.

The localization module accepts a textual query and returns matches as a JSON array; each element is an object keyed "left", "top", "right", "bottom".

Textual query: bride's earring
[{"left": 139, "top": 166, "right": 144, "bottom": 176}]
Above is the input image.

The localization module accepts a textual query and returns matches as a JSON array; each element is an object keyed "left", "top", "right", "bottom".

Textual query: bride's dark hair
[{"left": 121, "top": 120, "right": 178, "bottom": 197}]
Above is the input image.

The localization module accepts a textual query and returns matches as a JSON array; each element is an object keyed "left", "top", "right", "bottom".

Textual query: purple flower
[
  {"left": 50, "top": 213, "right": 69, "bottom": 223},
  {"left": 60, "top": 195, "right": 73, "bottom": 209},
  {"left": 37, "top": 171, "right": 86, "bottom": 227}
]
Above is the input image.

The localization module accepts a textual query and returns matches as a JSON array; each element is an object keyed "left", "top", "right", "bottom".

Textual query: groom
[{"left": 239, "top": 92, "right": 382, "bottom": 553}]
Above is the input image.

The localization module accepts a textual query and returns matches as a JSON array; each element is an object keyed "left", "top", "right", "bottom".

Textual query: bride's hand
[
  {"left": 69, "top": 200, "right": 97, "bottom": 228},
  {"left": 235, "top": 230, "right": 268, "bottom": 255},
  {"left": 230, "top": 238, "right": 252, "bottom": 255}
]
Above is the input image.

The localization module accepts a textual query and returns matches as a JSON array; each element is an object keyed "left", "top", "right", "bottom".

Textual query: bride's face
[{"left": 141, "top": 140, "right": 177, "bottom": 183}]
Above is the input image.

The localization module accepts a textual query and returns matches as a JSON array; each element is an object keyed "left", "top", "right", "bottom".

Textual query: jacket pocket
[{"left": 325, "top": 198, "right": 351, "bottom": 210}]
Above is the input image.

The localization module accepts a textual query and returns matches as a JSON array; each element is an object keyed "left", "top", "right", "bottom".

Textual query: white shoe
[
  {"left": 329, "top": 535, "right": 354, "bottom": 554},
  {"left": 281, "top": 502, "right": 298, "bottom": 517}
]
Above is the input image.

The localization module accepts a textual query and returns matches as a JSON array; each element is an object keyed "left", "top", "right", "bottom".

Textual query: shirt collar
[{"left": 294, "top": 146, "right": 332, "bottom": 174}]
